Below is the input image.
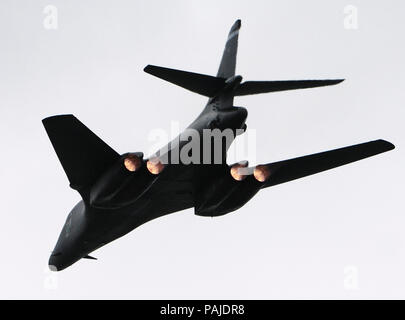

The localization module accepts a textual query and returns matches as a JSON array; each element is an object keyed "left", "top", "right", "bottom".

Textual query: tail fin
[
  {"left": 144, "top": 65, "right": 226, "bottom": 97},
  {"left": 235, "top": 79, "right": 344, "bottom": 96},
  {"left": 217, "top": 19, "right": 241, "bottom": 78},
  {"left": 42, "top": 115, "right": 119, "bottom": 197},
  {"left": 144, "top": 20, "right": 343, "bottom": 99}
]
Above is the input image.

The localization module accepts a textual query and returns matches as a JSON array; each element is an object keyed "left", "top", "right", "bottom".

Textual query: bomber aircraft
[{"left": 43, "top": 20, "right": 394, "bottom": 271}]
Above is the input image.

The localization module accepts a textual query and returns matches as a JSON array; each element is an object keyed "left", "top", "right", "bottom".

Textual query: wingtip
[
  {"left": 143, "top": 65, "right": 152, "bottom": 73},
  {"left": 378, "top": 139, "right": 395, "bottom": 151},
  {"left": 330, "top": 79, "right": 345, "bottom": 85},
  {"left": 230, "top": 19, "right": 241, "bottom": 32},
  {"left": 42, "top": 114, "right": 75, "bottom": 125}
]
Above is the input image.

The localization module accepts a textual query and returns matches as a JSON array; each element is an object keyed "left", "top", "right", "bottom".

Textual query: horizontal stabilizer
[
  {"left": 262, "top": 139, "right": 395, "bottom": 188},
  {"left": 43, "top": 115, "right": 119, "bottom": 194},
  {"left": 144, "top": 65, "right": 226, "bottom": 97},
  {"left": 235, "top": 79, "right": 344, "bottom": 96}
]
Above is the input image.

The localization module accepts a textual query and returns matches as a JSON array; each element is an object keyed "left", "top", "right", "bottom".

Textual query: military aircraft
[{"left": 43, "top": 20, "right": 394, "bottom": 271}]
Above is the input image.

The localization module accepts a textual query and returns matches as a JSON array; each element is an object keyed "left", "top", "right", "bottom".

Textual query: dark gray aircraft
[{"left": 43, "top": 20, "right": 394, "bottom": 271}]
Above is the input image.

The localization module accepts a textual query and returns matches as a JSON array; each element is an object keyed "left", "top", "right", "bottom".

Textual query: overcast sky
[{"left": 0, "top": 0, "right": 404, "bottom": 299}]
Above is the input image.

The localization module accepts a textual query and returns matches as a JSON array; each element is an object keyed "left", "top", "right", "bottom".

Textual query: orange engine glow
[
  {"left": 253, "top": 165, "right": 270, "bottom": 182},
  {"left": 230, "top": 162, "right": 249, "bottom": 181},
  {"left": 146, "top": 157, "right": 165, "bottom": 175},
  {"left": 124, "top": 155, "right": 142, "bottom": 172}
]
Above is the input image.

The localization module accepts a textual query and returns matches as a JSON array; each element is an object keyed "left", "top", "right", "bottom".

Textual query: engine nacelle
[
  {"left": 89, "top": 152, "right": 157, "bottom": 209},
  {"left": 195, "top": 162, "right": 264, "bottom": 217}
]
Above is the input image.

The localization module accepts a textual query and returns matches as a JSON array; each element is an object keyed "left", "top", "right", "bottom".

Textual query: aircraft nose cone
[
  {"left": 48, "top": 252, "right": 63, "bottom": 271},
  {"left": 48, "top": 251, "right": 77, "bottom": 271},
  {"left": 48, "top": 264, "right": 59, "bottom": 272},
  {"left": 48, "top": 201, "right": 88, "bottom": 271}
]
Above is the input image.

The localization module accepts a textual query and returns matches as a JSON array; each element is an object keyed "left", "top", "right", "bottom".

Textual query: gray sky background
[{"left": 0, "top": 0, "right": 404, "bottom": 299}]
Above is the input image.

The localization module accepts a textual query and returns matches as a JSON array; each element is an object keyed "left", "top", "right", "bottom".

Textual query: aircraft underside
[{"left": 43, "top": 19, "right": 394, "bottom": 271}]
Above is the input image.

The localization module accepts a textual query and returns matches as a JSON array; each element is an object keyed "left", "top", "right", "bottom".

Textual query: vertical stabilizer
[{"left": 217, "top": 20, "right": 241, "bottom": 79}]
